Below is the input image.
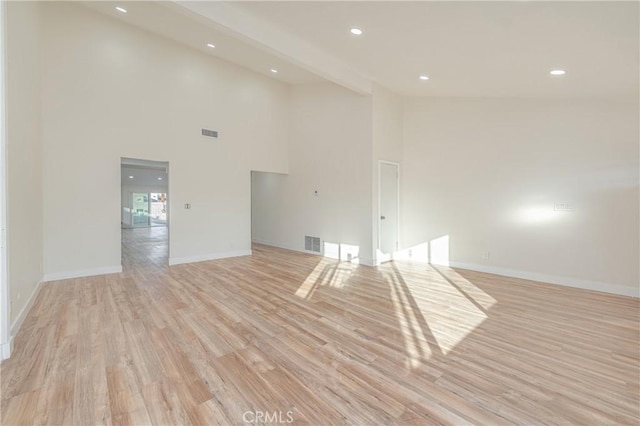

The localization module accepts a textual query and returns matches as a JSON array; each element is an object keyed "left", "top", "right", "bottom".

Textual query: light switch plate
[{"left": 554, "top": 202, "right": 574, "bottom": 211}]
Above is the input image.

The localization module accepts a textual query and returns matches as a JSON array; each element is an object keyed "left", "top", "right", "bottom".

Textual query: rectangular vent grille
[
  {"left": 201, "top": 128, "right": 219, "bottom": 138},
  {"left": 305, "top": 236, "right": 321, "bottom": 253}
]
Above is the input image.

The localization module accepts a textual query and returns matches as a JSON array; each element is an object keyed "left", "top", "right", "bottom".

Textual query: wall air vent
[
  {"left": 201, "top": 128, "right": 219, "bottom": 138},
  {"left": 305, "top": 236, "right": 321, "bottom": 253}
]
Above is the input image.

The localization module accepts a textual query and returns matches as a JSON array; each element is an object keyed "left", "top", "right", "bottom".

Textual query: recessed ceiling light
[
  {"left": 207, "top": 43, "right": 216, "bottom": 49},
  {"left": 128, "top": 176, "right": 134, "bottom": 179},
  {"left": 419, "top": 75, "right": 429, "bottom": 81},
  {"left": 550, "top": 69, "right": 566, "bottom": 75},
  {"left": 158, "top": 177, "right": 163, "bottom": 180},
  {"left": 115, "top": 6, "right": 127, "bottom": 13},
  {"left": 270, "top": 69, "right": 278, "bottom": 73},
  {"left": 350, "top": 28, "right": 363, "bottom": 36}
]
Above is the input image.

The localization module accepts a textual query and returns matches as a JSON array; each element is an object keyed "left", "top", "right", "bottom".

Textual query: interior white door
[{"left": 379, "top": 162, "right": 399, "bottom": 260}]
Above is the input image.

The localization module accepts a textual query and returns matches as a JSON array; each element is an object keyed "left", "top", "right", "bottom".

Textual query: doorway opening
[
  {"left": 121, "top": 158, "right": 169, "bottom": 270},
  {"left": 378, "top": 161, "right": 400, "bottom": 264},
  {"left": 250, "top": 170, "right": 287, "bottom": 249}
]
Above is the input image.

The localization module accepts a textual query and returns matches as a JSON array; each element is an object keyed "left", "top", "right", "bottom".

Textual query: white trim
[
  {"left": 252, "top": 239, "right": 376, "bottom": 267},
  {"left": 43, "top": 265, "right": 122, "bottom": 282},
  {"left": 255, "top": 241, "right": 636, "bottom": 296},
  {"left": 9, "top": 279, "right": 42, "bottom": 338},
  {"left": 377, "top": 253, "right": 392, "bottom": 264},
  {"left": 442, "top": 260, "right": 639, "bottom": 298},
  {"left": 377, "top": 160, "right": 400, "bottom": 265},
  {"left": 358, "top": 257, "right": 376, "bottom": 267},
  {"left": 1, "top": 336, "right": 11, "bottom": 360},
  {"left": 252, "top": 238, "right": 322, "bottom": 257},
  {"left": 0, "top": 0, "right": 8, "bottom": 361},
  {"left": 169, "top": 250, "right": 251, "bottom": 266}
]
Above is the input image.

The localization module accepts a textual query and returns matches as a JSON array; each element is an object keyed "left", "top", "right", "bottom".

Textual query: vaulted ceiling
[{"left": 83, "top": 1, "right": 639, "bottom": 99}]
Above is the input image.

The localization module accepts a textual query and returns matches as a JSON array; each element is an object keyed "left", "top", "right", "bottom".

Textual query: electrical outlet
[
  {"left": 17, "top": 292, "right": 20, "bottom": 301},
  {"left": 481, "top": 251, "right": 490, "bottom": 260}
]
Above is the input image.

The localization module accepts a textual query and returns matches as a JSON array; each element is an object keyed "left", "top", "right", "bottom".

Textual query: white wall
[
  {"left": 251, "top": 82, "right": 374, "bottom": 264},
  {"left": 402, "top": 98, "right": 639, "bottom": 296},
  {"left": 40, "top": 2, "right": 289, "bottom": 276},
  {"left": 10, "top": 2, "right": 634, "bottom": 304},
  {"left": 6, "top": 2, "right": 43, "bottom": 329},
  {"left": 371, "top": 84, "right": 403, "bottom": 264}
]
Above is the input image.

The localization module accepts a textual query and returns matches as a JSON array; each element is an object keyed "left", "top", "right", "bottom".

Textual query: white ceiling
[
  {"left": 235, "top": 1, "right": 639, "bottom": 98},
  {"left": 121, "top": 164, "right": 168, "bottom": 187},
  {"left": 81, "top": 1, "right": 638, "bottom": 99},
  {"left": 80, "top": 1, "right": 322, "bottom": 85}
]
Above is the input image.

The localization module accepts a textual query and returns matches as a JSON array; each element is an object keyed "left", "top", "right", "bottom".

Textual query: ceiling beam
[{"left": 171, "top": 1, "right": 372, "bottom": 95}]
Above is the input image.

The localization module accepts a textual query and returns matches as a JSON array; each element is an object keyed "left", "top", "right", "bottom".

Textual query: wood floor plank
[{"left": 1, "top": 229, "right": 638, "bottom": 425}]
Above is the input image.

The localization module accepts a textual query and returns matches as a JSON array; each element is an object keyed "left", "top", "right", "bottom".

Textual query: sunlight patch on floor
[
  {"left": 295, "top": 258, "right": 356, "bottom": 300},
  {"left": 394, "top": 235, "right": 449, "bottom": 266},
  {"left": 387, "top": 264, "right": 496, "bottom": 364},
  {"left": 437, "top": 267, "right": 497, "bottom": 311},
  {"left": 387, "top": 270, "right": 434, "bottom": 368},
  {"left": 323, "top": 241, "right": 360, "bottom": 263},
  {"left": 416, "top": 288, "right": 487, "bottom": 355}
]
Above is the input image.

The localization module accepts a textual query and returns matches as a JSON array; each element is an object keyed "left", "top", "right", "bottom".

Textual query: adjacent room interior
[
  {"left": 1, "top": 1, "right": 638, "bottom": 424},
  {"left": 120, "top": 157, "right": 169, "bottom": 270}
]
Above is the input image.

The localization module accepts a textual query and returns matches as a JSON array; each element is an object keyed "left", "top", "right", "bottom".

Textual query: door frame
[
  {"left": 0, "top": 0, "right": 9, "bottom": 360},
  {"left": 120, "top": 158, "right": 170, "bottom": 268},
  {"left": 377, "top": 160, "right": 400, "bottom": 264}
]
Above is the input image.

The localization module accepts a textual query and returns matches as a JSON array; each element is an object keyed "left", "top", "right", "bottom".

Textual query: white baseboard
[
  {"left": 43, "top": 265, "right": 122, "bottom": 282},
  {"left": 1, "top": 336, "right": 12, "bottom": 361},
  {"left": 252, "top": 238, "right": 322, "bottom": 257},
  {"left": 3, "top": 278, "right": 45, "bottom": 360},
  {"left": 252, "top": 239, "right": 375, "bottom": 266},
  {"left": 358, "top": 257, "right": 375, "bottom": 267},
  {"left": 252, "top": 238, "right": 309, "bottom": 254},
  {"left": 169, "top": 250, "right": 252, "bottom": 266},
  {"left": 256, "top": 242, "right": 638, "bottom": 297},
  {"left": 445, "top": 260, "right": 639, "bottom": 298}
]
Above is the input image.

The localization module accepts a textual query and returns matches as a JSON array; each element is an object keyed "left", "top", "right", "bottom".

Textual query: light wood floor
[
  {"left": 1, "top": 240, "right": 638, "bottom": 425},
  {"left": 121, "top": 226, "right": 168, "bottom": 271}
]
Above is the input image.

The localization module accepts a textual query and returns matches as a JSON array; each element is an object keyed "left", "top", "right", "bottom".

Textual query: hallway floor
[{"left": 121, "top": 226, "right": 168, "bottom": 270}]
